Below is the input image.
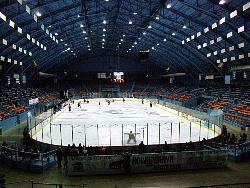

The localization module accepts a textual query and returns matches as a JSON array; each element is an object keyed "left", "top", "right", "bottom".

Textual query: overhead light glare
[
  {"left": 219, "top": 0, "right": 226, "bottom": 5},
  {"left": 36, "top": 11, "right": 42, "bottom": 17}
]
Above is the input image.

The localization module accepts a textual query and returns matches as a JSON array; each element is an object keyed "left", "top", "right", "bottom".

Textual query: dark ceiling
[{"left": 0, "top": 0, "right": 249, "bottom": 74}]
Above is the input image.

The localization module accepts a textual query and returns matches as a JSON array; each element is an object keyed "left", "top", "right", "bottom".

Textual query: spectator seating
[
  {"left": 39, "top": 95, "right": 55, "bottom": 103},
  {"left": 176, "top": 95, "right": 192, "bottom": 102},
  {"left": 0, "top": 111, "right": 11, "bottom": 121},
  {"left": 3, "top": 104, "right": 28, "bottom": 114},
  {"left": 207, "top": 100, "right": 231, "bottom": 109}
]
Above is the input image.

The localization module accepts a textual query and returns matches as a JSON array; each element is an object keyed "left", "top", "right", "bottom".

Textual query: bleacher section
[
  {"left": 0, "top": 111, "right": 11, "bottom": 121},
  {"left": 3, "top": 104, "right": 28, "bottom": 114},
  {"left": 224, "top": 103, "right": 250, "bottom": 128},
  {"left": 0, "top": 86, "right": 59, "bottom": 132},
  {"left": 1, "top": 84, "right": 250, "bottom": 130}
]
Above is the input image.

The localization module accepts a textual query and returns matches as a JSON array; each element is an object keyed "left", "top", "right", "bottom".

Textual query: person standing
[
  {"left": 63, "top": 144, "right": 71, "bottom": 169},
  {"left": 56, "top": 147, "right": 63, "bottom": 168}
]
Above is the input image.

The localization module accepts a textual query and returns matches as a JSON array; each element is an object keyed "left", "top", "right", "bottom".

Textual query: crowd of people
[{"left": 56, "top": 143, "right": 112, "bottom": 168}]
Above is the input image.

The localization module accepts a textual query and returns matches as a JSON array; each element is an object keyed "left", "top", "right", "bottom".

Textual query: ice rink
[{"left": 32, "top": 98, "right": 219, "bottom": 146}]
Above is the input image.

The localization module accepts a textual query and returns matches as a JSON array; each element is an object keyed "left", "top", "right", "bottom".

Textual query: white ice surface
[{"left": 33, "top": 99, "right": 218, "bottom": 146}]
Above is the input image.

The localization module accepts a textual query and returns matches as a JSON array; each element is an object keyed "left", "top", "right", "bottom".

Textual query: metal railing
[
  {"left": 0, "top": 146, "right": 57, "bottom": 169},
  {"left": 188, "top": 182, "right": 250, "bottom": 188},
  {"left": 1, "top": 180, "right": 86, "bottom": 188}
]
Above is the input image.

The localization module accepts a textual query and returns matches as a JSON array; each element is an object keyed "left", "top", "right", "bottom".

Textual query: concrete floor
[{"left": 0, "top": 160, "right": 250, "bottom": 188}]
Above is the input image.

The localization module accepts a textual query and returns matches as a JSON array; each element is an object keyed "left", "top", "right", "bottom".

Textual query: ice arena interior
[{"left": 0, "top": 0, "right": 250, "bottom": 187}]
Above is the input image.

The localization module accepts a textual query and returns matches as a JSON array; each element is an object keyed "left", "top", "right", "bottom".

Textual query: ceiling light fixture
[
  {"left": 219, "top": 0, "right": 226, "bottom": 5},
  {"left": 36, "top": 11, "right": 42, "bottom": 17}
]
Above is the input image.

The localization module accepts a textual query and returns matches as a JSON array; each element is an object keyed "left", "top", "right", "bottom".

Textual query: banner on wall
[
  {"left": 68, "top": 155, "right": 125, "bottom": 176},
  {"left": 67, "top": 150, "right": 227, "bottom": 176},
  {"left": 130, "top": 150, "right": 227, "bottom": 173},
  {"left": 22, "top": 75, "right": 26, "bottom": 84},
  {"left": 225, "top": 75, "right": 231, "bottom": 85},
  {"left": 29, "top": 98, "right": 39, "bottom": 105}
]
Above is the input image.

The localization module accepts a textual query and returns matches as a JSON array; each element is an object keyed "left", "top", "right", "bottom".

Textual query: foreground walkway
[{"left": 0, "top": 160, "right": 250, "bottom": 188}]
